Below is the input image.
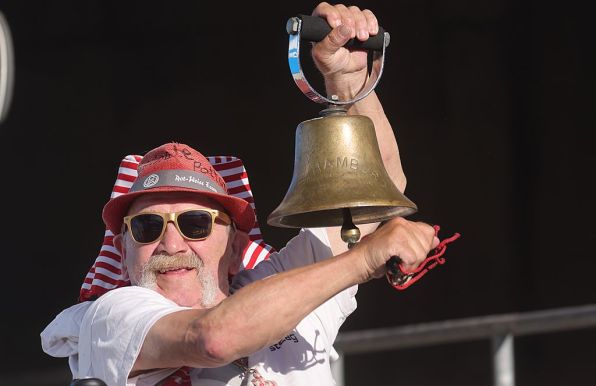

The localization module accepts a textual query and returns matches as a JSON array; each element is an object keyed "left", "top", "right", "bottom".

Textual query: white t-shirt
[{"left": 41, "top": 228, "right": 357, "bottom": 386}]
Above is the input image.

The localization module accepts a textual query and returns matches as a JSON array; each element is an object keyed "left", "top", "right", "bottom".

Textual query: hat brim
[{"left": 102, "top": 186, "right": 256, "bottom": 235}]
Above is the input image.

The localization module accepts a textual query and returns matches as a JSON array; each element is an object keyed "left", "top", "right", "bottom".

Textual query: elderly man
[{"left": 42, "top": 3, "right": 440, "bottom": 385}]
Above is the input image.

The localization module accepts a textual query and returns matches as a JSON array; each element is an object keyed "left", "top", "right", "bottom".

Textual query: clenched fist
[
  {"left": 351, "top": 217, "right": 440, "bottom": 283},
  {"left": 310, "top": 2, "right": 381, "bottom": 99}
]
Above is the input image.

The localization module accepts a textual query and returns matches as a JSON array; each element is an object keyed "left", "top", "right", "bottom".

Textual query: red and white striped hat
[
  {"left": 103, "top": 142, "right": 256, "bottom": 234},
  {"left": 80, "top": 145, "right": 274, "bottom": 302}
]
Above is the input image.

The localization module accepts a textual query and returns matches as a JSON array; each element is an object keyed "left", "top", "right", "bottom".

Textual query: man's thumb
[{"left": 319, "top": 24, "right": 352, "bottom": 55}]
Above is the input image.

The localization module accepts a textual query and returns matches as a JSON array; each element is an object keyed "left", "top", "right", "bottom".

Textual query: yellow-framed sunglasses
[{"left": 122, "top": 209, "right": 232, "bottom": 244}]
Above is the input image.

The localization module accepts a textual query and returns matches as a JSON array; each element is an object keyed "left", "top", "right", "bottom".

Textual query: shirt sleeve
[
  {"left": 77, "top": 286, "right": 188, "bottom": 386},
  {"left": 231, "top": 227, "right": 358, "bottom": 320},
  {"left": 231, "top": 228, "right": 334, "bottom": 291}
]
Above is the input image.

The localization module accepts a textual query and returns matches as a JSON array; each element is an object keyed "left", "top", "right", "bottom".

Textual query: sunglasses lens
[
  {"left": 178, "top": 210, "right": 213, "bottom": 240},
  {"left": 130, "top": 214, "right": 164, "bottom": 243}
]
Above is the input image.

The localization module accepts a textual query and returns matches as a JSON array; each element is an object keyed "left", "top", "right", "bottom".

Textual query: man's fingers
[
  {"left": 397, "top": 246, "right": 424, "bottom": 272},
  {"left": 414, "top": 222, "right": 438, "bottom": 250},
  {"left": 388, "top": 220, "right": 436, "bottom": 272},
  {"left": 312, "top": 2, "right": 342, "bottom": 28},
  {"left": 400, "top": 233, "right": 440, "bottom": 272},
  {"left": 347, "top": 5, "right": 369, "bottom": 41},
  {"left": 318, "top": 24, "right": 353, "bottom": 56},
  {"left": 432, "top": 236, "right": 440, "bottom": 249},
  {"left": 310, "top": 3, "right": 381, "bottom": 60},
  {"left": 362, "top": 9, "right": 379, "bottom": 35},
  {"left": 395, "top": 220, "right": 434, "bottom": 263},
  {"left": 312, "top": 3, "right": 354, "bottom": 57},
  {"left": 334, "top": 4, "right": 356, "bottom": 37},
  {"left": 313, "top": 3, "right": 378, "bottom": 41}
]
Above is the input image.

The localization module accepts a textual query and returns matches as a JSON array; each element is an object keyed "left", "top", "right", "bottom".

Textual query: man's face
[{"left": 115, "top": 192, "right": 243, "bottom": 308}]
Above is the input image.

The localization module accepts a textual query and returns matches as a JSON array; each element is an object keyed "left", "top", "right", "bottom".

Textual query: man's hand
[
  {"left": 351, "top": 217, "right": 440, "bottom": 282},
  {"left": 311, "top": 2, "right": 380, "bottom": 99}
]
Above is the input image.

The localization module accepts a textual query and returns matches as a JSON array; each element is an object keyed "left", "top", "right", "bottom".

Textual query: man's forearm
[
  {"left": 186, "top": 247, "right": 364, "bottom": 366},
  {"left": 135, "top": 250, "right": 363, "bottom": 371}
]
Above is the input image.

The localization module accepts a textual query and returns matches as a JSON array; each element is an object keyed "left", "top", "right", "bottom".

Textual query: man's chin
[{"left": 138, "top": 266, "right": 219, "bottom": 308}]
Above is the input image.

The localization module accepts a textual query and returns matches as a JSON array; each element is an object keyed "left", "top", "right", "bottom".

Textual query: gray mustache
[{"left": 144, "top": 253, "right": 203, "bottom": 274}]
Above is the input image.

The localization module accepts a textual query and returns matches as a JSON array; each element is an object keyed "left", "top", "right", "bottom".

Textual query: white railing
[{"left": 331, "top": 303, "right": 596, "bottom": 386}]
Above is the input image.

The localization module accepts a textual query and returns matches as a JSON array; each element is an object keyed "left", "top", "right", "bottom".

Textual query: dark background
[{"left": 0, "top": 1, "right": 594, "bottom": 385}]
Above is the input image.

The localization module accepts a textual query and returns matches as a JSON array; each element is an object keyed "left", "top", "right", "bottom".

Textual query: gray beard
[{"left": 137, "top": 252, "right": 218, "bottom": 308}]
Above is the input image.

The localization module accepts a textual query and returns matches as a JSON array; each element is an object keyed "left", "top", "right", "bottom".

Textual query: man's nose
[{"left": 156, "top": 221, "right": 188, "bottom": 255}]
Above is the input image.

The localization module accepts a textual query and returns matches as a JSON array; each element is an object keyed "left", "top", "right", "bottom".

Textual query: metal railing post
[{"left": 492, "top": 334, "right": 515, "bottom": 386}]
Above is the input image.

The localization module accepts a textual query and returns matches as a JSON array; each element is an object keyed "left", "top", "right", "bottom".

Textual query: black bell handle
[
  {"left": 287, "top": 14, "right": 388, "bottom": 51},
  {"left": 386, "top": 255, "right": 410, "bottom": 284}
]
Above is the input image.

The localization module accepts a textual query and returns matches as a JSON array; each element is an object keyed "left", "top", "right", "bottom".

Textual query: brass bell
[
  {"left": 270, "top": 15, "right": 417, "bottom": 247},
  {"left": 267, "top": 106, "right": 417, "bottom": 230}
]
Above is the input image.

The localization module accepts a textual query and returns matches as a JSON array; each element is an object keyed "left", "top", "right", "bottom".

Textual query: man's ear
[
  {"left": 113, "top": 233, "right": 124, "bottom": 253},
  {"left": 228, "top": 228, "right": 249, "bottom": 276},
  {"left": 113, "top": 233, "right": 128, "bottom": 276}
]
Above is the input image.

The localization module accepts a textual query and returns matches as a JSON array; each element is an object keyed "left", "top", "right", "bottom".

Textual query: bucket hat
[{"left": 102, "top": 142, "right": 255, "bottom": 234}]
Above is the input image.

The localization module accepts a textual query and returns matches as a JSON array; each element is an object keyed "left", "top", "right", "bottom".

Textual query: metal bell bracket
[{"left": 286, "top": 15, "right": 390, "bottom": 106}]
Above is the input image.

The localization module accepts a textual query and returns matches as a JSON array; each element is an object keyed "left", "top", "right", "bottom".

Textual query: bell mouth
[{"left": 267, "top": 204, "right": 417, "bottom": 228}]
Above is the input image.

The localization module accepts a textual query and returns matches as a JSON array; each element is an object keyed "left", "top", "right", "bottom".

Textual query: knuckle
[
  {"left": 417, "top": 222, "right": 434, "bottom": 235},
  {"left": 362, "top": 9, "right": 377, "bottom": 22},
  {"left": 328, "top": 33, "right": 344, "bottom": 46},
  {"left": 312, "top": 2, "right": 328, "bottom": 14},
  {"left": 401, "top": 255, "right": 419, "bottom": 270},
  {"left": 349, "top": 7, "right": 366, "bottom": 25},
  {"left": 403, "top": 255, "right": 416, "bottom": 266},
  {"left": 388, "top": 217, "right": 409, "bottom": 234},
  {"left": 394, "top": 216, "right": 408, "bottom": 225},
  {"left": 363, "top": 10, "right": 378, "bottom": 28},
  {"left": 424, "top": 224, "right": 436, "bottom": 238}
]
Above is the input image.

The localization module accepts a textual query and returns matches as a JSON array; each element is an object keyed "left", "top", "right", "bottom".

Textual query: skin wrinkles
[{"left": 114, "top": 192, "right": 242, "bottom": 309}]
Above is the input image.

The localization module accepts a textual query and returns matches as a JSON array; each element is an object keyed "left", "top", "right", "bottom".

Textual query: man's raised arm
[{"left": 308, "top": 3, "right": 408, "bottom": 256}]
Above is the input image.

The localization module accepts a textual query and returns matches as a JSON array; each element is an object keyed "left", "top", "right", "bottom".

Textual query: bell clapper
[{"left": 341, "top": 208, "right": 361, "bottom": 249}]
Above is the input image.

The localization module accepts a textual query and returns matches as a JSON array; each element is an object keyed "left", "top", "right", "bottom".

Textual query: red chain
[{"left": 386, "top": 225, "right": 461, "bottom": 290}]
